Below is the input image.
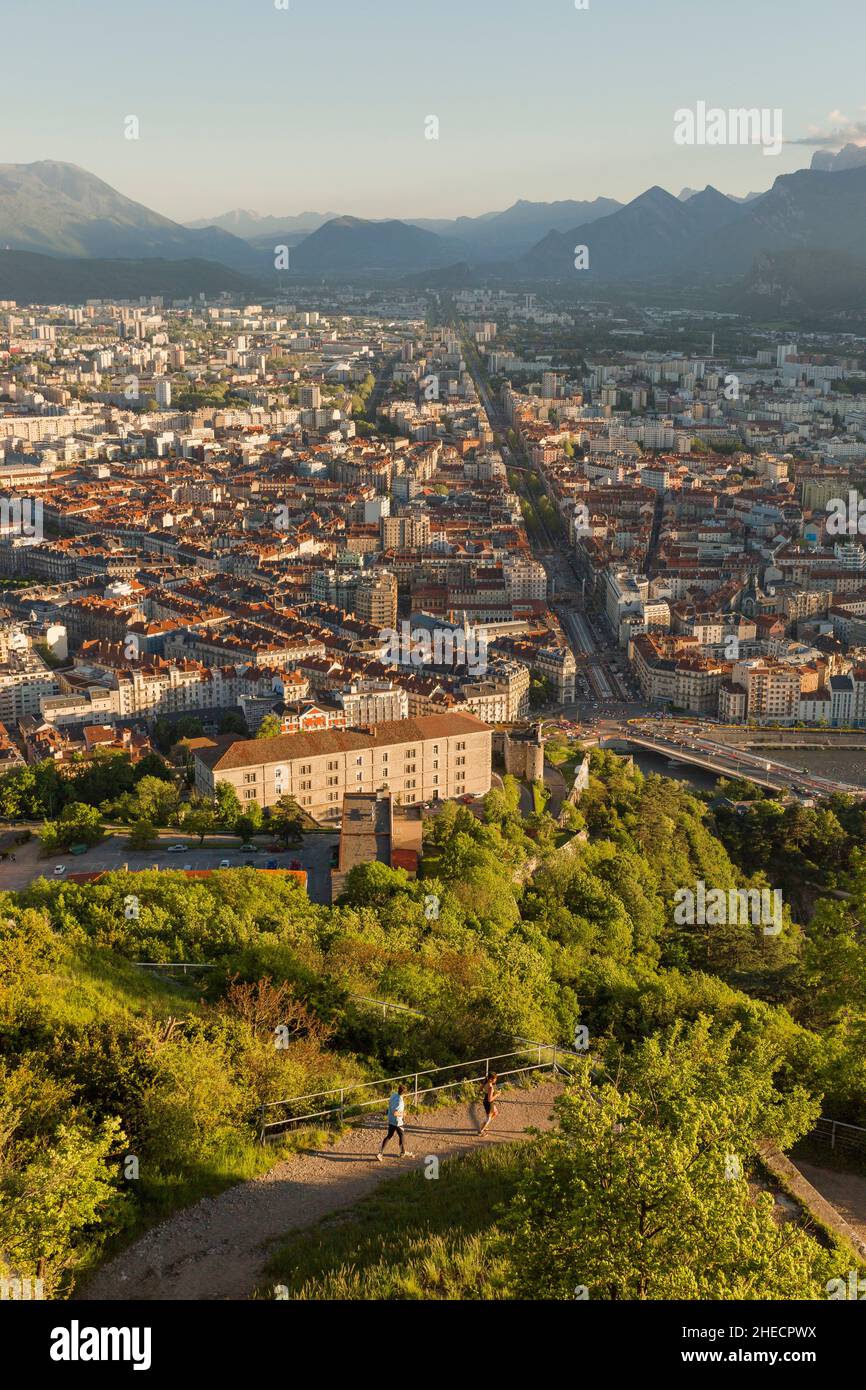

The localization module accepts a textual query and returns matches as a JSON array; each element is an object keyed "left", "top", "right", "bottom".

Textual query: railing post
[
  {"left": 339, "top": 1087, "right": 344, "bottom": 1124},
  {"left": 414, "top": 1073, "right": 419, "bottom": 1107},
  {"left": 258, "top": 1104, "right": 266, "bottom": 1144},
  {"left": 552, "top": 1045, "right": 557, "bottom": 1074},
  {"left": 831, "top": 1120, "right": 837, "bottom": 1150}
]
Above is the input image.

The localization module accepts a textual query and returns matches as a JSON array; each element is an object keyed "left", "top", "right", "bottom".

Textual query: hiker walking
[
  {"left": 376, "top": 1082, "right": 414, "bottom": 1160},
  {"left": 478, "top": 1072, "right": 500, "bottom": 1136}
]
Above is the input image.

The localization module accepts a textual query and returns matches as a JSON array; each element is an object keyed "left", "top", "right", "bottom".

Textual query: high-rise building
[{"left": 355, "top": 571, "right": 398, "bottom": 631}]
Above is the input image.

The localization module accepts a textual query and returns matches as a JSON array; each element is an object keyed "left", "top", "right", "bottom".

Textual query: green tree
[
  {"left": 269, "top": 795, "right": 304, "bottom": 846},
  {"left": 219, "top": 712, "right": 249, "bottom": 737},
  {"left": 255, "top": 714, "right": 283, "bottom": 740},
  {"left": 132, "top": 776, "right": 180, "bottom": 828},
  {"left": 127, "top": 820, "right": 158, "bottom": 851},
  {"left": 181, "top": 807, "right": 216, "bottom": 845},
  {"left": 504, "top": 1023, "right": 830, "bottom": 1300},
  {"left": 215, "top": 782, "right": 241, "bottom": 829},
  {"left": 41, "top": 802, "right": 104, "bottom": 853}
]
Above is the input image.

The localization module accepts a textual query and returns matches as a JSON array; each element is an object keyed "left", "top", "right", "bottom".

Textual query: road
[{"left": 456, "top": 316, "right": 638, "bottom": 713}]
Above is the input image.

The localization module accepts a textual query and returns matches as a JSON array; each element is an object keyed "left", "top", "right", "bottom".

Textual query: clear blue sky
[{"left": 3, "top": 0, "right": 864, "bottom": 222}]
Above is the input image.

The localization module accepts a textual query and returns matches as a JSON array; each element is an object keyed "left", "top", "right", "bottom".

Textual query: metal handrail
[
  {"left": 131, "top": 961, "right": 218, "bottom": 973},
  {"left": 258, "top": 1040, "right": 584, "bottom": 1141},
  {"left": 349, "top": 994, "right": 428, "bottom": 1019}
]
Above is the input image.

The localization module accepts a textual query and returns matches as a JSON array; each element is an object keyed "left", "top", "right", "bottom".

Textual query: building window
[
  {"left": 405, "top": 763, "right": 416, "bottom": 773},
  {"left": 327, "top": 775, "right": 339, "bottom": 786},
  {"left": 243, "top": 772, "right": 257, "bottom": 784},
  {"left": 432, "top": 759, "right": 439, "bottom": 770},
  {"left": 327, "top": 760, "right": 338, "bottom": 771},
  {"left": 456, "top": 741, "right": 466, "bottom": 751},
  {"left": 244, "top": 789, "right": 258, "bottom": 800}
]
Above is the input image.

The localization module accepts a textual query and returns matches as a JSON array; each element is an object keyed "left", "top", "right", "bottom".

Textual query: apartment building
[
  {"left": 354, "top": 571, "right": 398, "bottom": 631},
  {"left": 505, "top": 556, "right": 548, "bottom": 603},
  {"left": 192, "top": 712, "right": 492, "bottom": 823},
  {"left": 0, "top": 649, "right": 59, "bottom": 723}
]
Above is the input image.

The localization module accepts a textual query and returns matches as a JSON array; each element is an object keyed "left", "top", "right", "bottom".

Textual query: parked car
[
  {"left": 266, "top": 859, "right": 278, "bottom": 870},
  {"left": 239, "top": 843, "right": 258, "bottom": 854},
  {"left": 218, "top": 859, "right": 231, "bottom": 869},
  {"left": 183, "top": 864, "right": 193, "bottom": 871},
  {"left": 166, "top": 844, "right": 186, "bottom": 853},
  {"left": 289, "top": 859, "right": 301, "bottom": 870},
  {"left": 53, "top": 864, "right": 66, "bottom": 876}
]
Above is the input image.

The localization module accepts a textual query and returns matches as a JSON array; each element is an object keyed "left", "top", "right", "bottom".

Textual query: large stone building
[{"left": 192, "top": 711, "right": 492, "bottom": 823}]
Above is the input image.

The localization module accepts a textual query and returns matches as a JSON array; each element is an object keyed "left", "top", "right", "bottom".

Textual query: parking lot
[{"left": 0, "top": 832, "right": 340, "bottom": 904}]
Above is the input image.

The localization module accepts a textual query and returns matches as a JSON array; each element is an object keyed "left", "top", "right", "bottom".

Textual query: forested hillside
[{"left": 2, "top": 752, "right": 865, "bottom": 1299}]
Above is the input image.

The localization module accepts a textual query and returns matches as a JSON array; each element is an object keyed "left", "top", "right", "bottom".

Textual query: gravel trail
[{"left": 79, "top": 1081, "right": 561, "bottom": 1301}]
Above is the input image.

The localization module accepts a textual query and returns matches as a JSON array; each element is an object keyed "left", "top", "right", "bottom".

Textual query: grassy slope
[{"left": 259, "top": 1142, "right": 528, "bottom": 1300}]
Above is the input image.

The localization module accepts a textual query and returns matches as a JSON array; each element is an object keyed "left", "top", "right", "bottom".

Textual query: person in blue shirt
[{"left": 376, "top": 1083, "right": 414, "bottom": 1160}]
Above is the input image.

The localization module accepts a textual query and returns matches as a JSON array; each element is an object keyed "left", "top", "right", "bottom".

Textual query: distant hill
[
  {"left": 289, "top": 216, "right": 454, "bottom": 272},
  {"left": 731, "top": 248, "right": 866, "bottom": 315},
  {"left": 698, "top": 164, "right": 866, "bottom": 275},
  {"left": 408, "top": 197, "right": 622, "bottom": 260},
  {"left": 0, "top": 249, "right": 259, "bottom": 304},
  {"left": 186, "top": 208, "right": 341, "bottom": 238},
  {"left": 520, "top": 166, "right": 866, "bottom": 284},
  {"left": 678, "top": 186, "right": 763, "bottom": 204},
  {"left": 810, "top": 143, "right": 866, "bottom": 173},
  {"left": 0, "top": 161, "right": 260, "bottom": 273},
  {"left": 521, "top": 184, "right": 740, "bottom": 280},
  {"left": 192, "top": 196, "right": 626, "bottom": 263}
]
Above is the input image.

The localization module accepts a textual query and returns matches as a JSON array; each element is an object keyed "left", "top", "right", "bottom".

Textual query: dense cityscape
[{"left": 6, "top": 0, "right": 866, "bottom": 1366}]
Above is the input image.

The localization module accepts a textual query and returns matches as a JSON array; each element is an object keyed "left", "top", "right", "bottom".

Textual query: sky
[{"left": 3, "top": 0, "right": 866, "bottom": 224}]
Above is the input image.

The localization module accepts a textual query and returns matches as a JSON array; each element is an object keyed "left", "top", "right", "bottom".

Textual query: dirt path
[
  {"left": 79, "top": 1081, "right": 560, "bottom": 1302},
  {"left": 795, "top": 1160, "right": 866, "bottom": 1245}
]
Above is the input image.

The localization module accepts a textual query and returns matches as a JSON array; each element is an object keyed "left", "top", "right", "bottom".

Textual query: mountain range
[
  {"left": 520, "top": 164, "right": 866, "bottom": 284},
  {"left": 2, "top": 157, "right": 866, "bottom": 307},
  {"left": 0, "top": 161, "right": 260, "bottom": 273}
]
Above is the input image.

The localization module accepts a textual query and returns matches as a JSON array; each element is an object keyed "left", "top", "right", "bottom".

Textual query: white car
[
  {"left": 166, "top": 844, "right": 186, "bottom": 853},
  {"left": 219, "top": 859, "right": 231, "bottom": 869},
  {"left": 53, "top": 864, "right": 66, "bottom": 875}
]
